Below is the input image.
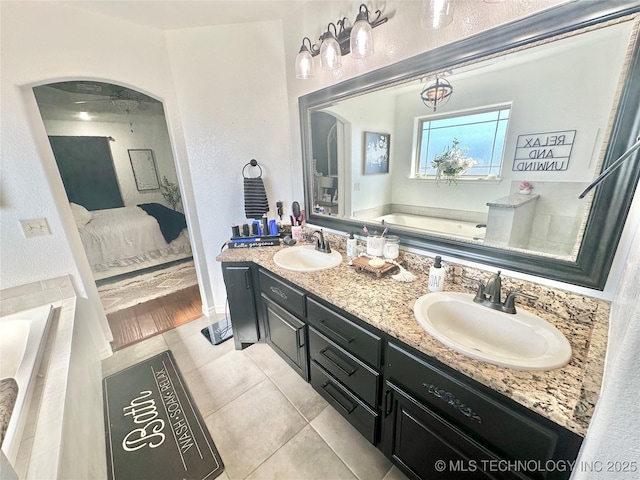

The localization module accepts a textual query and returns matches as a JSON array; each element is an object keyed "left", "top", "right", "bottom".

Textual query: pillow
[{"left": 70, "top": 202, "right": 92, "bottom": 228}]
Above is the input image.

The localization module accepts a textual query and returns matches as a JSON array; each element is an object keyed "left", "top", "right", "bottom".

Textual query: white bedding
[{"left": 79, "top": 206, "right": 191, "bottom": 272}]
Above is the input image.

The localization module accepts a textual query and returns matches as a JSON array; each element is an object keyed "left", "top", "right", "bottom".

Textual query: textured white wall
[
  {"left": 164, "top": 20, "right": 293, "bottom": 311},
  {"left": 0, "top": 1, "right": 210, "bottom": 343}
]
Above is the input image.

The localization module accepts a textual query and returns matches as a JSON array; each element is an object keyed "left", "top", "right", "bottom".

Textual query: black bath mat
[{"left": 103, "top": 351, "right": 224, "bottom": 480}]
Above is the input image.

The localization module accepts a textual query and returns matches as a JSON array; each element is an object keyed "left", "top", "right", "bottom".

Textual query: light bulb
[
  {"left": 350, "top": 17, "right": 374, "bottom": 59},
  {"left": 320, "top": 34, "right": 342, "bottom": 71}
]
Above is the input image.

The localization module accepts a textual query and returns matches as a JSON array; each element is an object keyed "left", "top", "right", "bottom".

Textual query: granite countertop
[{"left": 216, "top": 236, "right": 608, "bottom": 436}]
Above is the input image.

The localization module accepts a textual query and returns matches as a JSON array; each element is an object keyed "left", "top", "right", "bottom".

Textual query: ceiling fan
[{"left": 49, "top": 81, "right": 159, "bottom": 112}]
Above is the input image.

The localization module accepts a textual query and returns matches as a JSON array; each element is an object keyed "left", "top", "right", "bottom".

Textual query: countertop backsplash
[{"left": 217, "top": 228, "right": 609, "bottom": 436}]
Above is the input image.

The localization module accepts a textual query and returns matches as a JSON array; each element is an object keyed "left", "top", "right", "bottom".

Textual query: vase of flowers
[
  {"left": 519, "top": 181, "right": 533, "bottom": 195},
  {"left": 431, "top": 139, "right": 476, "bottom": 185}
]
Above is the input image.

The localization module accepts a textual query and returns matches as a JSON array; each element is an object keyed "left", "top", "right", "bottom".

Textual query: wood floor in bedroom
[{"left": 107, "top": 284, "right": 202, "bottom": 351}]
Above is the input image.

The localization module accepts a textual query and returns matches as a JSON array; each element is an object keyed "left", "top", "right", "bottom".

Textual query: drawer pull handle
[
  {"left": 422, "top": 383, "right": 483, "bottom": 424},
  {"left": 319, "top": 319, "right": 355, "bottom": 344},
  {"left": 319, "top": 347, "right": 357, "bottom": 377},
  {"left": 384, "top": 389, "right": 393, "bottom": 417},
  {"left": 270, "top": 286, "right": 288, "bottom": 301},
  {"left": 322, "top": 381, "right": 356, "bottom": 414}
]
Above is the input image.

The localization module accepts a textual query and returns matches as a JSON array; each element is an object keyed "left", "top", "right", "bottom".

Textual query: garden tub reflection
[
  {"left": 374, "top": 213, "right": 485, "bottom": 241},
  {"left": 0, "top": 304, "right": 53, "bottom": 464}
]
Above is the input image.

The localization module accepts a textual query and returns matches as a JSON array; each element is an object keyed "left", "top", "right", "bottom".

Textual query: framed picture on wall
[
  {"left": 363, "top": 131, "right": 390, "bottom": 175},
  {"left": 128, "top": 149, "right": 160, "bottom": 191}
]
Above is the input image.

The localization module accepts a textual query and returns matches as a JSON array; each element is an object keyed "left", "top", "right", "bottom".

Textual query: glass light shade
[
  {"left": 421, "top": 0, "right": 454, "bottom": 30},
  {"left": 350, "top": 19, "right": 374, "bottom": 59},
  {"left": 320, "top": 34, "right": 342, "bottom": 71},
  {"left": 295, "top": 49, "right": 315, "bottom": 79}
]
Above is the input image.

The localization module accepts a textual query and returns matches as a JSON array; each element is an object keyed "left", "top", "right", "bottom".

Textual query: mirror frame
[{"left": 300, "top": 1, "right": 640, "bottom": 290}]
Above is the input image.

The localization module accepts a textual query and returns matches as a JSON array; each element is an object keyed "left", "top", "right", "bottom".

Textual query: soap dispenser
[
  {"left": 428, "top": 256, "right": 445, "bottom": 292},
  {"left": 346, "top": 232, "right": 357, "bottom": 261}
]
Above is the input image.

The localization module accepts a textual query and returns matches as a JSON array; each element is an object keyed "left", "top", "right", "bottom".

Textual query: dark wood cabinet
[
  {"left": 382, "top": 382, "right": 507, "bottom": 480},
  {"left": 220, "top": 264, "right": 583, "bottom": 480},
  {"left": 262, "top": 295, "right": 309, "bottom": 381},
  {"left": 258, "top": 269, "right": 309, "bottom": 380},
  {"left": 221, "top": 263, "right": 261, "bottom": 350},
  {"left": 382, "top": 343, "right": 582, "bottom": 480}
]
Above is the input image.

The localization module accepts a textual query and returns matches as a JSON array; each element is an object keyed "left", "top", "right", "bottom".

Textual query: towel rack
[
  {"left": 579, "top": 136, "right": 640, "bottom": 198},
  {"left": 242, "top": 158, "right": 263, "bottom": 178}
]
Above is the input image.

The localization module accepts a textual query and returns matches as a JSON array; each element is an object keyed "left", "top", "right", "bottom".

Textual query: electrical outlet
[
  {"left": 354, "top": 182, "right": 360, "bottom": 191},
  {"left": 20, "top": 218, "right": 51, "bottom": 238}
]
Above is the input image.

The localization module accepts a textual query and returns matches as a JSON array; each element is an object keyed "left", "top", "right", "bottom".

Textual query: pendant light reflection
[
  {"left": 421, "top": 0, "right": 454, "bottom": 30},
  {"left": 420, "top": 76, "right": 453, "bottom": 112},
  {"left": 350, "top": 4, "right": 374, "bottom": 59},
  {"left": 295, "top": 37, "right": 316, "bottom": 79},
  {"left": 320, "top": 23, "right": 342, "bottom": 71}
]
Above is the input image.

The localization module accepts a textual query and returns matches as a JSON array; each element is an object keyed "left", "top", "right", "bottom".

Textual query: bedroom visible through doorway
[{"left": 32, "top": 80, "right": 199, "bottom": 345}]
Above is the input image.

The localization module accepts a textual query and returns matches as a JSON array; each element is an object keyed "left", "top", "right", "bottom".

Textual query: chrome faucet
[
  {"left": 464, "top": 271, "right": 538, "bottom": 314},
  {"left": 311, "top": 229, "right": 332, "bottom": 253}
]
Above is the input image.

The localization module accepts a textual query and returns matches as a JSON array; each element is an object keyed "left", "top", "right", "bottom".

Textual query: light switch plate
[{"left": 20, "top": 218, "right": 51, "bottom": 238}]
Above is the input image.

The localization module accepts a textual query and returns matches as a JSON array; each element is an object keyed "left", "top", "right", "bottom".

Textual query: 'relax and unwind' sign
[
  {"left": 103, "top": 351, "right": 224, "bottom": 480},
  {"left": 513, "top": 130, "right": 576, "bottom": 172}
]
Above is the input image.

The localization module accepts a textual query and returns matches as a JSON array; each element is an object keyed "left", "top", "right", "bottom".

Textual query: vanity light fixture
[
  {"left": 320, "top": 23, "right": 342, "bottom": 71},
  {"left": 350, "top": 4, "right": 375, "bottom": 59},
  {"left": 295, "top": 37, "right": 317, "bottom": 79},
  {"left": 421, "top": 0, "right": 454, "bottom": 30},
  {"left": 421, "top": 76, "right": 453, "bottom": 112},
  {"left": 294, "top": 4, "right": 388, "bottom": 79}
]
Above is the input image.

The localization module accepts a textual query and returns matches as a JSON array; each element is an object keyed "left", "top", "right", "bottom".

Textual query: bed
[{"left": 71, "top": 202, "right": 192, "bottom": 280}]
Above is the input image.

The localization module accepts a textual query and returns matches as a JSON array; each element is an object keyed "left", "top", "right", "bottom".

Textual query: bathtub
[
  {"left": 374, "top": 213, "right": 485, "bottom": 241},
  {"left": 0, "top": 304, "right": 53, "bottom": 464}
]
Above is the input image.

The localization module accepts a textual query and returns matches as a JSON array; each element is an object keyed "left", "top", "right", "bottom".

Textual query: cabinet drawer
[
  {"left": 307, "top": 297, "right": 381, "bottom": 367},
  {"left": 259, "top": 269, "right": 306, "bottom": 318},
  {"left": 310, "top": 361, "right": 379, "bottom": 444},
  {"left": 309, "top": 327, "right": 380, "bottom": 407},
  {"left": 386, "top": 343, "right": 559, "bottom": 466}
]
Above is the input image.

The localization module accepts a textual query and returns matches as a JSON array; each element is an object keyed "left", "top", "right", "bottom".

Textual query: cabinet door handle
[
  {"left": 384, "top": 389, "right": 393, "bottom": 417},
  {"left": 319, "top": 319, "right": 355, "bottom": 344},
  {"left": 321, "top": 381, "right": 356, "bottom": 414},
  {"left": 319, "top": 347, "right": 357, "bottom": 377},
  {"left": 244, "top": 270, "right": 251, "bottom": 290},
  {"left": 295, "top": 328, "right": 305, "bottom": 348}
]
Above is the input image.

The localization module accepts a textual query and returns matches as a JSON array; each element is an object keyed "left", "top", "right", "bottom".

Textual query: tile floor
[{"left": 102, "top": 316, "right": 410, "bottom": 480}]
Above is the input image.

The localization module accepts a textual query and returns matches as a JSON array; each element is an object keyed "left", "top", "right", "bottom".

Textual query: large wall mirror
[{"left": 300, "top": 2, "right": 640, "bottom": 290}]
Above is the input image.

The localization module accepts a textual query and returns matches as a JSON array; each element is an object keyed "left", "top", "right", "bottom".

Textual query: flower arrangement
[
  {"left": 160, "top": 176, "right": 182, "bottom": 210},
  {"left": 431, "top": 139, "right": 476, "bottom": 185},
  {"left": 519, "top": 181, "right": 533, "bottom": 194}
]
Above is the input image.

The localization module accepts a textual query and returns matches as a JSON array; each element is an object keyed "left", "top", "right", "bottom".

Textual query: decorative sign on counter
[{"left": 513, "top": 130, "right": 576, "bottom": 172}]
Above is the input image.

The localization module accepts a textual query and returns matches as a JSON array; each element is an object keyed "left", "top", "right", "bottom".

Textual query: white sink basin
[
  {"left": 413, "top": 292, "right": 571, "bottom": 370},
  {"left": 273, "top": 245, "right": 343, "bottom": 272}
]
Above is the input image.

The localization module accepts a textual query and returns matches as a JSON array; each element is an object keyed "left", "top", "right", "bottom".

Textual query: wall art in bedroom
[{"left": 129, "top": 149, "right": 160, "bottom": 191}]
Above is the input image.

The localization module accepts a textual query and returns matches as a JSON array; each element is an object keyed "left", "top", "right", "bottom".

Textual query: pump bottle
[
  {"left": 346, "top": 232, "right": 357, "bottom": 261},
  {"left": 428, "top": 256, "right": 445, "bottom": 292}
]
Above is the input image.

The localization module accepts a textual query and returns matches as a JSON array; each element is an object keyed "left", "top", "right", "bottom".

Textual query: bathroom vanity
[{"left": 217, "top": 238, "right": 606, "bottom": 480}]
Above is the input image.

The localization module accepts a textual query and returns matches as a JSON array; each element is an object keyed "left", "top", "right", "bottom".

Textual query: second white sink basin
[
  {"left": 414, "top": 292, "right": 571, "bottom": 370},
  {"left": 273, "top": 245, "right": 343, "bottom": 272}
]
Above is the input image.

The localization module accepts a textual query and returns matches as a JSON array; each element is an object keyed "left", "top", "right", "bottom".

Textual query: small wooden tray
[{"left": 351, "top": 256, "right": 398, "bottom": 278}]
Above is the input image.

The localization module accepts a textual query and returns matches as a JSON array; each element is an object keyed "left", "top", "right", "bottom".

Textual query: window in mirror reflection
[{"left": 415, "top": 106, "right": 510, "bottom": 179}]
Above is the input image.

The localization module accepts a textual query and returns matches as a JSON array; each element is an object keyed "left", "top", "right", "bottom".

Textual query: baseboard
[{"left": 201, "top": 304, "right": 226, "bottom": 317}]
